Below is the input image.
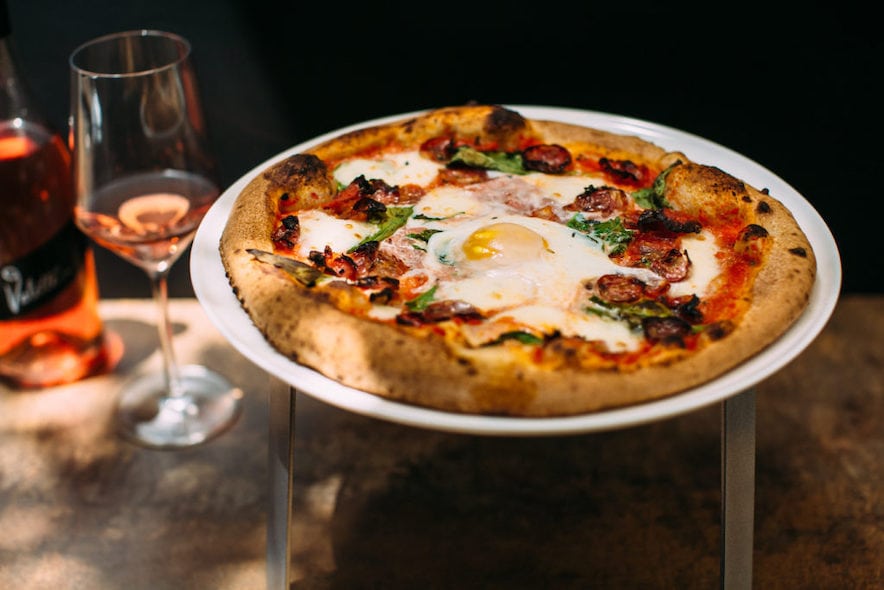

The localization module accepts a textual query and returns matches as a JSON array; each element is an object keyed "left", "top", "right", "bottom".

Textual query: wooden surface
[{"left": 0, "top": 296, "right": 881, "bottom": 589}]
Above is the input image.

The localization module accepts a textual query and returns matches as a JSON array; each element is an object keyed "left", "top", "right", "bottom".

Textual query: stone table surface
[{"left": 1, "top": 296, "right": 881, "bottom": 589}]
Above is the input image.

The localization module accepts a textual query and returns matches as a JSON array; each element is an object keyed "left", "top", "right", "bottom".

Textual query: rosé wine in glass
[{"left": 69, "top": 30, "right": 241, "bottom": 448}]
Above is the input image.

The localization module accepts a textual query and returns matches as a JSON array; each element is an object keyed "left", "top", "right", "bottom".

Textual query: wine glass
[{"left": 69, "top": 30, "right": 242, "bottom": 448}]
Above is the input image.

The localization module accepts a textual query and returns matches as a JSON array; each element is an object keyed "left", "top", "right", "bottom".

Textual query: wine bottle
[{"left": 0, "top": 0, "right": 109, "bottom": 388}]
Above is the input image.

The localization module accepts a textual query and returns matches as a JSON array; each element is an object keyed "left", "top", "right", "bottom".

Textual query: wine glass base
[{"left": 116, "top": 364, "right": 243, "bottom": 449}]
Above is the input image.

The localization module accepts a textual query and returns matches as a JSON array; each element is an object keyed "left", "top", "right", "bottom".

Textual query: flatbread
[{"left": 220, "top": 104, "right": 815, "bottom": 416}]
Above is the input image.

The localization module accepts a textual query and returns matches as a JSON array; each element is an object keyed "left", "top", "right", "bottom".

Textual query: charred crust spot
[
  {"left": 399, "top": 117, "right": 419, "bottom": 134},
  {"left": 761, "top": 188, "right": 770, "bottom": 195},
  {"left": 484, "top": 106, "right": 527, "bottom": 137},
  {"left": 455, "top": 357, "right": 479, "bottom": 376},
  {"left": 740, "top": 224, "right": 769, "bottom": 240},
  {"left": 788, "top": 247, "right": 808, "bottom": 258},
  {"left": 742, "top": 195, "right": 753, "bottom": 203},
  {"left": 265, "top": 153, "right": 327, "bottom": 186},
  {"left": 693, "top": 165, "right": 746, "bottom": 195},
  {"left": 545, "top": 336, "right": 585, "bottom": 363},
  {"left": 265, "top": 153, "right": 334, "bottom": 207},
  {"left": 705, "top": 320, "right": 735, "bottom": 341},
  {"left": 756, "top": 201, "right": 772, "bottom": 214}
]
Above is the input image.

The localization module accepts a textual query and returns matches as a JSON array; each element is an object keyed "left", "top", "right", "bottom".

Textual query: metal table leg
[
  {"left": 721, "top": 388, "right": 756, "bottom": 590},
  {"left": 265, "top": 383, "right": 757, "bottom": 588},
  {"left": 267, "top": 380, "right": 295, "bottom": 590}
]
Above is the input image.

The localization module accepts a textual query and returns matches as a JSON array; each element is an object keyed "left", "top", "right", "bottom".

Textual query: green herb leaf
[
  {"left": 584, "top": 298, "right": 620, "bottom": 321},
  {"left": 405, "top": 285, "right": 437, "bottom": 311},
  {"left": 593, "top": 218, "right": 634, "bottom": 255},
  {"left": 631, "top": 187, "right": 661, "bottom": 209},
  {"left": 449, "top": 146, "right": 527, "bottom": 175},
  {"left": 567, "top": 214, "right": 633, "bottom": 255},
  {"left": 495, "top": 331, "right": 544, "bottom": 345},
  {"left": 585, "top": 296, "right": 673, "bottom": 329},
  {"left": 630, "top": 162, "right": 679, "bottom": 209},
  {"left": 413, "top": 211, "right": 464, "bottom": 221},
  {"left": 349, "top": 206, "right": 413, "bottom": 252},
  {"left": 566, "top": 213, "right": 595, "bottom": 235},
  {"left": 247, "top": 249, "right": 323, "bottom": 287},
  {"left": 407, "top": 229, "right": 443, "bottom": 243}
]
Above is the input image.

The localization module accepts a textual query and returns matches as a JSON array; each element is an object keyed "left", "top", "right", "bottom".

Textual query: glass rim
[{"left": 69, "top": 29, "right": 191, "bottom": 78}]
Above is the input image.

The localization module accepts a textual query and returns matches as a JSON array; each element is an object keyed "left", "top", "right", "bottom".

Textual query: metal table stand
[{"left": 266, "top": 385, "right": 757, "bottom": 590}]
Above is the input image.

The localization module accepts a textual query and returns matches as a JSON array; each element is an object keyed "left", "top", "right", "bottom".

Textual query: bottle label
[{"left": 0, "top": 220, "right": 87, "bottom": 319}]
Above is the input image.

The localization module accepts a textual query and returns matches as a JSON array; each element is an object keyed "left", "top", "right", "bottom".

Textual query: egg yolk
[{"left": 461, "top": 222, "right": 548, "bottom": 263}]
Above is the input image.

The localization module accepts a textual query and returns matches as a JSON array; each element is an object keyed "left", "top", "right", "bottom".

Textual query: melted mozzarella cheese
[
  {"left": 494, "top": 305, "right": 641, "bottom": 352},
  {"left": 333, "top": 150, "right": 442, "bottom": 187},
  {"left": 520, "top": 172, "right": 607, "bottom": 204},
  {"left": 670, "top": 230, "right": 721, "bottom": 297},
  {"left": 413, "top": 185, "right": 502, "bottom": 219},
  {"left": 366, "top": 305, "right": 401, "bottom": 321},
  {"left": 294, "top": 209, "right": 375, "bottom": 258}
]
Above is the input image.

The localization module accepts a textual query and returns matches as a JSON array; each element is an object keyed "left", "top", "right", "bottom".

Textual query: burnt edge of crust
[
  {"left": 705, "top": 164, "right": 748, "bottom": 196},
  {"left": 484, "top": 105, "right": 528, "bottom": 137},
  {"left": 265, "top": 153, "right": 326, "bottom": 186}
]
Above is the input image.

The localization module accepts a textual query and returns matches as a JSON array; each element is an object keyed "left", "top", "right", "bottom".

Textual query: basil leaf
[
  {"left": 407, "top": 229, "right": 443, "bottom": 243},
  {"left": 631, "top": 187, "right": 662, "bottom": 210},
  {"left": 584, "top": 298, "right": 620, "bottom": 321},
  {"left": 495, "top": 331, "right": 544, "bottom": 345},
  {"left": 349, "top": 206, "right": 413, "bottom": 252},
  {"left": 592, "top": 218, "right": 634, "bottom": 255},
  {"left": 631, "top": 162, "right": 679, "bottom": 209},
  {"left": 405, "top": 285, "right": 437, "bottom": 311},
  {"left": 449, "top": 146, "right": 527, "bottom": 175},
  {"left": 566, "top": 213, "right": 596, "bottom": 235},
  {"left": 585, "top": 296, "right": 672, "bottom": 329},
  {"left": 567, "top": 214, "right": 633, "bottom": 255},
  {"left": 413, "top": 212, "right": 464, "bottom": 221}
]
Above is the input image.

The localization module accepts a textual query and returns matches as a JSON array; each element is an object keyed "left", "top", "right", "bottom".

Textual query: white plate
[{"left": 191, "top": 106, "right": 842, "bottom": 436}]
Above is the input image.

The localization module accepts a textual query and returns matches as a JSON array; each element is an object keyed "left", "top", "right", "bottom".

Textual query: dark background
[{"left": 6, "top": 0, "right": 880, "bottom": 296}]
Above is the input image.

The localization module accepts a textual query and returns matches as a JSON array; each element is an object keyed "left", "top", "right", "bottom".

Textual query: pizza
[{"left": 219, "top": 104, "right": 815, "bottom": 416}]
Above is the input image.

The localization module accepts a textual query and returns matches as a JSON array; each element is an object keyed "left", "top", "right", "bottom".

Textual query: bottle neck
[{"left": 0, "top": 33, "right": 40, "bottom": 123}]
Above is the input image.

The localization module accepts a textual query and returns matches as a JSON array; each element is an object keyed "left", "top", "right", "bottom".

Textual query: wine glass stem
[{"left": 149, "top": 271, "right": 183, "bottom": 398}]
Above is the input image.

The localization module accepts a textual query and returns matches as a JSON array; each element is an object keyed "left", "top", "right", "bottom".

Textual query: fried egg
[{"left": 420, "top": 213, "right": 660, "bottom": 349}]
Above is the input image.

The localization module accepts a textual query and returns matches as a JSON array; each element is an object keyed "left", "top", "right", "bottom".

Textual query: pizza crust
[{"left": 220, "top": 105, "right": 816, "bottom": 416}]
